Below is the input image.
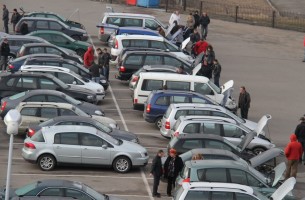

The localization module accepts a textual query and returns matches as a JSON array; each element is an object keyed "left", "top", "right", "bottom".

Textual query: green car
[{"left": 28, "top": 30, "right": 90, "bottom": 57}]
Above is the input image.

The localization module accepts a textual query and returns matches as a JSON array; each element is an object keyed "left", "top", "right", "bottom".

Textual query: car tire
[
  {"left": 76, "top": 49, "right": 86, "bottom": 57},
  {"left": 155, "top": 117, "right": 162, "bottom": 129},
  {"left": 38, "top": 154, "right": 56, "bottom": 171},
  {"left": 113, "top": 156, "right": 131, "bottom": 173},
  {"left": 71, "top": 35, "right": 81, "bottom": 40},
  {"left": 252, "top": 147, "right": 267, "bottom": 155}
]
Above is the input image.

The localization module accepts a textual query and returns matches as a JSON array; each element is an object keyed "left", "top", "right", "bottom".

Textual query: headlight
[
  {"left": 109, "top": 123, "right": 117, "bottom": 128},
  {"left": 87, "top": 95, "right": 93, "bottom": 100},
  {"left": 131, "top": 138, "right": 139, "bottom": 143},
  {"left": 100, "top": 80, "right": 107, "bottom": 84},
  {"left": 94, "top": 110, "right": 103, "bottom": 116}
]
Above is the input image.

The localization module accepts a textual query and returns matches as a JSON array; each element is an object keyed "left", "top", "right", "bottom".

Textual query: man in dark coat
[
  {"left": 212, "top": 59, "right": 221, "bottom": 87},
  {"left": 295, "top": 116, "right": 305, "bottom": 162},
  {"left": 101, "top": 48, "right": 111, "bottom": 81},
  {"left": 199, "top": 12, "right": 210, "bottom": 39},
  {"left": 164, "top": 148, "right": 183, "bottom": 197},
  {"left": 0, "top": 38, "right": 10, "bottom": 71},
  {"left": 89, "top": 63, "right": 100, "bottom": 83},
  {"left": 149, "top": 150, "right": 164, "bottom": 198},
  {"left": 238, "top": 86, "right": 251, "bottom": 119},
  {"left": 20, "top": 21, "right": 29, "bottom": 35},
  {"left": 11, "top": 8, "right": 21, "bottom": 33},
  {"left": 2, "top": 5, "right": 9, "bottom": 33},
  {"left": 193, "top": 11, "right": 200, "bottom": 29},
  {"left": 200, "top": 60, "right": 212, "bottom": 79}
]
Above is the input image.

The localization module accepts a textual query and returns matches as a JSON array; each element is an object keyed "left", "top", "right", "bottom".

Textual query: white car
[
  {"left": 20, "top": 65, "right": 105, "bottom": 102},
  {"left": 110, "top": 35, "right": 193, "bottom": 64}
]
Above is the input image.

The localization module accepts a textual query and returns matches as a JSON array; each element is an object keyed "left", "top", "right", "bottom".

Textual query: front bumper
[{"left": 96, "top": 93, "right": 106, "bottom": 101}]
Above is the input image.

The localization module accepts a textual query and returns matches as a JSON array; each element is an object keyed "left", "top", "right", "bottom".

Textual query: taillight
[
  {"left": 8, "top": 64, "right": 14, "bottom": 69},
  {"left": 119, "top": 66, "right": 126, "bottom": 72},
  {"left": 146, "top": 104, "right": 151, "bottom": 113},
  {"left": 24, "top": 142, "right": 36, "bottom": 149},
  {"left": 182, "top": 178, "right": 190, "bottom": 183},
  {"left": 1, "top": 101, "right": 7, "bottom": 111},
  {"left": 174, "top": 131, "right": 179, "bottom": 137},
  {"left": 100, "top": 27, "right": 104, "bottom": 34},
  {"left": 27, "top": 128, "right": 35, "bottom": 137},
  {"left": 134, "top": 98, "right": 138, "bottom": 104},
  {"left": 165, "top": 121, "right": 170, "bottom": 129},
  {"left": 131, "top": 76, "right": 138, "bottom": 82},
  {"left": 115, "top": 39, "right": 118, "bottom": 49}
]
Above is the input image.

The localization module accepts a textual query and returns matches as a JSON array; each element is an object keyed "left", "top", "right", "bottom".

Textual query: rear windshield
[
  {"left": 9, "top": 91, "right": 26, "bottom": 100},
  {"left": 31, "top": 130, "right": 45, "bottom": 142},
  {"left": 173, "top": 118, "right": 182, "bottom": 131},
  {"left": 164, "top": 106, "right": 172, "bottom": 119},
  {"left": 141, "top": 79, "right": 163, "bottom": 91},
  {"left": 15, "top": 182, "right": 37, "bottom": 196}
]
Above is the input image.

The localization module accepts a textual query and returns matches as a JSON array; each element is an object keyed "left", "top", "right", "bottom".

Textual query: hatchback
[{"left": 22, "top": 126, "right": 149, "bottom": 173}]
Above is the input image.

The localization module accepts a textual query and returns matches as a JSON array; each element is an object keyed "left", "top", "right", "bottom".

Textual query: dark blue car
[{"left": 143, "top": 90, "right": 218, "bottom": 129}]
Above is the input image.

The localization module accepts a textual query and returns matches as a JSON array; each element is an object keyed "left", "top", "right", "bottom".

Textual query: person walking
[
  {"left": 164, "top": 148, "right": 183, "bottom": 197},
  {"left": 20, "top": 21, "right": 29, "bottom": 35},
  {"left": 84, "top": 46, "right": 94, "bottom": 68},
  {"left": 295, "top": 116, "right": 305, "bottom": 163},
  {"left": 193, "top": 38, "right": 208, "bottom": 57},
  {"left": 11, "top": 8, "right": 21, "bottom": 33},
  {"left": 0, "top": 38, "right": 10, "bottom": 71},
  {"left": 193, "top": 11, "right": 200, "bottom": 29},
  {"left": 204, "top": 44, "right": 215, "bottom": 66},
  {"left": 199, "top": 12, "right": 210, "bottom": 39},
  {"left": 149, "top": 150, "right": 164, "bottom": 198},
  {"left": 238, "top": 86, "right": 251, "bottom": 119},
  {"left": 284, "top": 134, "right": 303, "bottom": 180},
  {"left": 2, "top": 5, "right": 9, "bottom": 34},
  {"left": 212, "top": 59, "right": 221, "bottom": 87},
  {"left": 169, "top": 10, "right": 180, "bottom": 26},
  {"left": 101, "top": 48, "right": 111, "bottom": 81}
]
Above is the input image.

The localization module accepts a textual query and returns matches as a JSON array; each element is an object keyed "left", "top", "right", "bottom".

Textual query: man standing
[
  {"left": 2, "top": 5, "right": 9, "bottom": 34},
  {"left": 11, "top": 8, "right": 21, "bottom": 33},
  {"left": 101, "top": 48, "right": 111, "bottom": 81},
  {"left": 199, "top": 12, "right": 210, "bottom": 39},
  {"left": 193, "top": 11, "right": 200, "bottom": 29},
  {"left": 295, "top": 116, "right": 305, "bottom": 162},
  {"left": 84, "top": 46, "right": 94, "bottom": 68},
  {"left": 238, "top": 86, "right": 251, "bottom": 119},
  {"left": 169, "top": 10, "right": 180, "bottom": 26},
  {"left": 284, "top": 134, "right": 303, "bottom": 180},
  {"left": 193, "top": 38, "right": 208, "bottom": 57},
  {"left": 212, "top": 59, "right": 221, "bottom": 87},
  {"left": 149, "top": 150, "right": 164, "bottom": 198},
  {"left": 0, "top": 38, "right": 10, "bottom": 71}
]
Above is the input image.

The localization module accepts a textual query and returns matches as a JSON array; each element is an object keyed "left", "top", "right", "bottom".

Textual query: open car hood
[
  {"left": 220, "top": 80, "right": 234, "bottom": 94},
  {"left": 270, "top": 177, "right": 296, "bottom": 200},
  {"left": 220, "top": 87, "right": 233, "bottom": 107},
  {"left": 249, "top": 148, "right": 282, "bottom": 168},
  {"left": 181, "top": 37, "right": 190, "bottom": 50},
  {"left": 254, "top": 114, "right": 272, "bottom": 136},
  {"left": 272, "top": 162, "right": 286, "bottom": 187},
  {"left": 165, "top": 23, "right": 175, "bottom": 37},
  {"left": 192, "top": 63, "right": 201, "bottom": 75},
  {"left": 238, "top": 131, "right": 256, "bottom": 151}
]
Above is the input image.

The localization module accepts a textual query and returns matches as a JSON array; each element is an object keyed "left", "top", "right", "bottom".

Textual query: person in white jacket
[{"left": 169, "top": 10, "right": 180, "bottom": 25}]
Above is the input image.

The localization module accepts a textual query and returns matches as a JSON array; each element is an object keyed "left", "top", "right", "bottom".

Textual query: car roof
[
  {"left": 140, "top": 72, "right": 209, "bottom": 82},
  {"left": 151, "top": 90, "right": 206, "bottom": 97},
  {"left": 29, "top": 30, "right": 66, "bottom": 35},
  {"left": 178, "top": 115, "right": 237, "bottom": 124},
  {"left": 22, "top": 42, "right": 57, "bottom": 47},
  {"left": 51, "top": 115, "right": 93, "bottom": 123},
  {"left": 18, "top": 54, "right": 62, "bottom": 60},
  {"left": 105, "top": 12, "right": 155, "bottom": 19},
  {"left": 27, "top": 56, "right": 66, "bottom": 62},
  {"left": 35, "top": 179, "right": 85, "bottom": 189},
  {"left": 41, "top": 125, "right": 97, "bottom": 135},
  {"left": 118, "top": 27, "right": 156, "bottom": 32},
  {"left": 0, "top": 71, "right": 55, "bottom": 78},
  {"left": 25, "top": 89, "right": 65, "bottom": 96},
  {"left": 115, "top": 34, "right": 162, "bottom": 40},
  {"left": 170, "top": 103, "right": 225, "bottom": 110},
  {"left": 143, "top": 65, "right": 177, "bottom": 71},
  {"left": 185, "top": 159, "right": 248, "bottom": 169},
  {"left": 20, "top": 17, "right": 61, "bottom": 22},
  {"left": 18, "top": 102, "right": 74, "bottom": 108},
  {"left": 176, "top": 133, "right": 225, "bottom": 140},
  {"left": 186, "top": 148, "right": 240, "bottom": 160},
  {"left": 22, "top": 65, "right": 72, "bottom": 73},
  {"left": 26, "top": 11, "right": 62, "bottom": 16},
  {"left": 185, "top": 182, "right": 254, "bottom": 194},
  {"left": 0, "top": 35, "right": 46, "bottom": 41}
]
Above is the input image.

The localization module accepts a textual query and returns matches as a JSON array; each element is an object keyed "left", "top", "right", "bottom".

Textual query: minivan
[{"left": 133, "top": 72, "right": 237, "bottom": 111}]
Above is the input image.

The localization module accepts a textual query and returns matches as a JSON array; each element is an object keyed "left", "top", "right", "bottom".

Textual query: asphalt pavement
[{"left": 0, "top": 0, "right": 305, "bottom": 199}]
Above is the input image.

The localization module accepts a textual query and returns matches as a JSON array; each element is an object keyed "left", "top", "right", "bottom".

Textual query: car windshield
[
  {"left": 51, "top": 77, "right": 69, "bottom": 89},
  {"left": 83, "top": 185, "right": 106, "bottom": 200},
  {"left": 155, "top": 18, "right": 166, "bottom": 29},
  {"left": 223, "top": 137, "right": 242, "bottom": 152},
  {"left": 248, "top": 165, "right": 268, "bottom": 184},
  {"left": 74, "top": 107, "right": 90, "bottom": 117},
  {"left": 9, "top": 91, "right": 26, "bottom": 100},
  {"left": 15, "top": 182, "right": 37, "bottom": 196},
  {"left": 93, "top": 120, "right": 112, "bottom": 134},
  {"left": 225, "top": 109, "right": 246, "bottom": 123},
  {"left": 96, "top": 130, "right": 119, "bottom": 145},
  {"left": 64, "top": 94, "right": 82, "bottom": 105},
  {"left": 208, "top": 80, "right": 221, "bottom": 94},
  {"left": 39, "top": 118, "right": 54, "bottom": 127}
]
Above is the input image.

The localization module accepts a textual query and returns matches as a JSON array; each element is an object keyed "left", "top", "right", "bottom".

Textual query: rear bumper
[
  {"left": 143, "top": 113, "right": 158, "bottom": 123},
  {"left": 98, "top": 33, "right": 110, "bottom": 42},
  {"left": 160, "top": 127, "right": 171, "bottom": 138},
  {"left": 132, "top": 156, "right": 149, "bottom": 167},
  {"left": 115, "top": 72, "right": 133, "bottom": 81},
  {"left": 22, "top": 148, "right": 37, "bottom": 163},
  {"left": 133, "top": 103, "right": 144, "bottom": 110}
]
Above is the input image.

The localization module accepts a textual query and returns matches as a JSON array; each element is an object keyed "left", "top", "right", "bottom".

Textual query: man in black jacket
[
  {"left": 0, "top": 38, "right": 10, "bottom": 71},
  {"left": 295, "top": 116, "right": 305, "bottom": 162},
  {"left": 193, "top": 11, "right": 200, "bottom": 29},
  {"left": 2, "top": 5, "right": 9, "bottom": 33},
  {"left": 212, "top": 59, "right": 221, "bottom": 87},
  {"left": 238, "top": 86, "right": 251, "bottom": 119},
  {"left": 150, "top": 150, "right": 164, "bottom": 198},
  {"left": 164, "top": 148, "right": 183, "bottom": 197},
  {"left": 199, "top": 12, "right": 210, "bottom": 39},
  {"left": 11, "top": 8, "right": 21, "bottom": 33}
]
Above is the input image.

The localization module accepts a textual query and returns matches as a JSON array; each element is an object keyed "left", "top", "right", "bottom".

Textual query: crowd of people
[{"left": 2, "top": 5, "right": 26, "bottom": 34}]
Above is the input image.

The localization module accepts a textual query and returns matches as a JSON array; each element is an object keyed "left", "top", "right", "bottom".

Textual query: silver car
[{"left": 22, "top": 125, "right": 149, "bottom": 173}]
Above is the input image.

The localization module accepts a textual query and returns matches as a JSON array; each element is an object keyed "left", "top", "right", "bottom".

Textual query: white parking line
[
  {"left": 116, "top": 120, "right": 147, "bottom": 123},
  {"left": 89, "top": 35, "right": 154, "bottom": 200}
]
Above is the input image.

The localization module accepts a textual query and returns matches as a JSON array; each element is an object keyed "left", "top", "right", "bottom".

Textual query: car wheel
[
  {"left": 76, "top": 49, "right": 86, "bottom": 57},
  {"left": 38, "top": 154, "right": 56, "bottom": 171},
  {"left": 252, "top": 147, "right": 266, "bottom": 155},
  {"left": 71, "top": 35, "right": 81, "bottom": 40},
  {"left": 155, "top": 117, "right": 162, "bottom": 129},
  {"left": 113, "top": 156, "right": 131, "bottom": 173}
]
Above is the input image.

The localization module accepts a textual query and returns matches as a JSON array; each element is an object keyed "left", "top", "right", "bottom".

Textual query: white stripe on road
[{"left": 116, "top": 120, "right": 147, "bottom": 123}]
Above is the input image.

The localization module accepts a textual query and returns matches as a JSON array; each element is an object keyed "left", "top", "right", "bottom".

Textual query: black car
[
  {"left": 0, "top": 72, "right": 97, "bottom": 104},
  {"left": 27, "top": 116, "right": 139, "bottom": 143},
  {"left": 17, "top": 43, "right": 83, "bottom": 64},
  {"left": 23, "top": 57, "right": 109, "bottom": 90},
  {"left": 0, "top": 90, "right": 104, "bottom": 118},
  {"left": 0, "top": 179, "right": 123, "bottom": 200},
  {"left": 117, "top": 47, "right": 163, "bottom": 64},
  {"left": 116, "top": 51, "right": 193, "bottom": 81}
]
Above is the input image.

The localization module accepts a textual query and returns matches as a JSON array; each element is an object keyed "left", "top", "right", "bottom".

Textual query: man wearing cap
[
  {"left": 164, "top": 148, "right": 183, "bottom": 197},
  {"left": 149, "top": 150, "right": 164, "bottom": 198},
  {"left": 295, "top": 116, "right": 305, "bottom": 163},
  {"left": 0, "top": 38, "right": 10, "bottom": 71}
]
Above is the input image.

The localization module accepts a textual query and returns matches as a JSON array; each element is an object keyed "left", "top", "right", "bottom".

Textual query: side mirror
[
  {"left": 72, "top": 81, "right": 77, "bottom": 85},
  {"left": 102, "top": 144, "right": 107, "bottom": 149}
]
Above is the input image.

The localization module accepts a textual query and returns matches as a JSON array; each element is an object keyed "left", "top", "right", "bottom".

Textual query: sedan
[{"left": 22, "top": 126, "right": 149, "bottom": 172}]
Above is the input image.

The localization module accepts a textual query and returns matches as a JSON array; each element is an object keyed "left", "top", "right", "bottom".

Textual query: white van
[{"left": 133, "top": 72, "right": 236, "bottom": 111}]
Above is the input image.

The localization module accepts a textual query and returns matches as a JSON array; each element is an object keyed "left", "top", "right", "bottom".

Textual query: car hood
[
  {"left": 68, "top": 84, "right": 96, "bottom": 95},
  {"left": 74, "top": 40, "right": 91, "bottom": 48},
  {"left": 181, "top": 37, "right": 190, "bottom": 50},
  {"left": 237, "top": 131, "right": 256, "bottom": 151},
  {"left": 270, "top": 177, "right": 296, "bottom": 200},
  {"left": 220, "top": 87, "right": 233, "bottom": 107},
  {"left": 254, "top": 114, "right": 272, "bottom": 136},
  {"left": 111, "top": 129, "right": 138, "bottom": 142},
  {"left": 120, "top": 140, "right": 147, "bottom": 153},
  {"left": 220, "top": 80, "right": 234, "bottom": 94},
  {"left": 272, "top": 162, "right": 286, "bottom": 187},
  {"left": 249, "top": 148, "right": 282, "bottom": 168},
  {"left": 78, "top": 101, "right": 104, "bottom": 116},
  {"left": 91, "top": 115, "right": 117, "bottom": 128},
  {"left": 243, "top": 119, "right": 258, "bottom": 130}
]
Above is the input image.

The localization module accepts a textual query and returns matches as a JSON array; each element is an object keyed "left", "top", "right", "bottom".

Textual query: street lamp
[{"left": 4, "top": 110, "right": 21, "bottom": 200}]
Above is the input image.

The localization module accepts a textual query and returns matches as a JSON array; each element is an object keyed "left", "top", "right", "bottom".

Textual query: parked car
[
  {"left": 15, "top": 17, "right": 88, "bottom": 41},
  {"left": 143, "top": 90, "right": 218, "bottom": 128},
  {"left": 111, "top": 35, "right": 192, "bottom": 64},
  {"left": 117, "top": 47, "right": 164, "bottom": 65},
  {"left": 170, "top": 115, "right": 274, "bottom": 154},
  {"left": 0, "top": 35, "right": 48, "bottom": 59},
  {"left": 24, "top": 11, "right": 85, "bottom": 29},
  {"left": 0, "top": 179, "right": 123, "bottom": 200},
  {"left": 117, "top": 51, "right": 193, "bottom": 81},
  {"left": 22, "top": 125, "right": 149, "bottom": 172},
  {"left": 97, "top": 12, "right": 167, "bottom": 42},
  {"left": 17, "top": 43, "right": 83, "bottom": 64},
  {"left": 27, "top": 116, "right": 139, "bottom": 143},
  {"left": 0, "top": 90, "right": 104, "bottom": 118},
  {"left": 21, "top": 56, "right": 109, "bottom": 90},
  {"left": 0, "top": 72, "right": 97, "bottom": 103},
  {"left": 16, "top": 102, "right": 117, "bottom": 134},
  {"left": 28, "top": 30, "right": 90, "bottom": 57},
  {"left": 20, "top": 66, "right": 105, "bottom": 102}
]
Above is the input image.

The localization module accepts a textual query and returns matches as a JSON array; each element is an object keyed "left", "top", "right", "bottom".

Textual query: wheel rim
[
  {"left": 116, "top": 158, "right": 128, "bottom": 172},
  {"left": 40, "top": 157, "right": 53, "bottom": 170},
  {"left": 157, "top": 119, "right": 162, "bottom": 129}
]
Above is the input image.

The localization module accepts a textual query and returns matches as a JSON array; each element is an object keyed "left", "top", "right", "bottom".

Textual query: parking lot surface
[{"left": 0, "top": 0, "right": 305, "bottom": 199}]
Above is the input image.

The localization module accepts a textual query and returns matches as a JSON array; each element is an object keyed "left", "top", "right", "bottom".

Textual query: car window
[
  {"left": 194, "top": 82, "right": 213, "bottom": 95},
  {"left": 223, "top": 124, "right": 244, "bottom": 138},
  {"left": 59, "top": 108, "right": 77, "bottom": 116},
  {"left": 166, "top": 81, "right": 190, "bottom": 91},
  {"left": 155, "top": 96, "right": 169, "bottom": 106},
  {"left": 181, "top": 139, "right": 202, "bottom": 150},
  {"left": 165, "top": 42, "right": 179, "bottom": 51},
  {"left": 39, "top": 78, "right": 58, "bottom": 90},
  {"left": 49, "top": 21, "right": 62, "bottom": 30},
  {"left": 25, "top": 95, "right": 46, "bottom": 102},
  {"left": 212, "top": 111, "right": 230, "bottom": 118},
  {"left": 6, "top": 78, "right": 16, "bottom": 87},
  {"left": 229, "top": 169, "right": 248, "bottom": 185},
  {"left": 141, "top": 79, "right": 163, "bottom": 91},
  {"left": 46, "top": 47, "right": 62, "bottom": 55},
  {"left": 235, "top": 193, "right": 258, "bottom": 200},
  {"left": 202, "top": 123, "right": 221, "bottom": 136},
  {"left": 36, "top": 21, "right": 49, "bottom": 29},
  {"left": 81, "top": 133, "right": 106, "bottom": 147},
  {"left": 144, "top": 55, "right": 162, "bottom": 65},
  {"left": 205, "top": 140, "right": 232, "bottom": 151},
  {"left": 174, "top": 110, "right": 188, "bottom": 120},
  {"left": 170, "top": 96, "right": 190, "bottom": 103},
  {"left": 57, "top": 73, "right": 75, "bottom": 84},
  {"left": 66, "top": 189, "right": 92, "bottom": 200},
  {"left": 246, "top": 173, "right": 262, "bottom": 187},
  {"left": 62, "top": 63, "right": 78, "bottom": 73},
  {"left": 125, "top": 55, "right": 143, "bottom": 65},
  {"left": 54, "top": 132, "right": 79, "bottom": 145},
  {"left": 188, "top": 110, "right": 210, "bottom": 116},
  {"left": 29, "top": 47, "right": 45, "bottom": 54},
  {"left": 40, "top": 108, "right": 58, "bottom": 118},
  {"left": 197, "top": 168, "right": 227, "bottom": 182},
  {"left": 183, "top": 123, "right": 200, "bottom": 133},
  {"left": 192, "top": 97, "right": 208, "bottom": 104},
  {"left": 35, "top": 14, "right": 46, "bottom": 18},
  {"left": 47, "top": 95, "right": 67, "bottom": 103},
  {"left": 16, "top": 77, "right": 37, "bottom": 89},
  {"left": 122, "top": 18, "right": 142, "bottom": 27},
  {"left": 39, "top": 188, "right": 62, "bottom": 196},
  {"left": 106, "top": 17, "right": 122, "bottom": 26},
  {"left": 145, "top": 19, "right": 159, "bottom": 30},
  {"left": 150, "top": 41, "right": 167, "bottom": 50},
  {"left": 212, "top": 191, "right": 233, "bottom": 199},
  {"left": 20, "top": 107, "right": 38, "bottom": 116},
  {"left": 184, "top": 191, "right": 209, "bottom": 200},
  {"left": 129, "top": 40, "right": 149, "bottom": 48},
  {"left": 163, "top": 56, "right": 182, "bottom": 66},
  {"left": 51, "top": 34, "right": 68, "bottom": 43}
]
